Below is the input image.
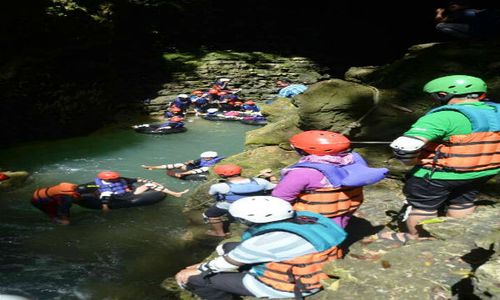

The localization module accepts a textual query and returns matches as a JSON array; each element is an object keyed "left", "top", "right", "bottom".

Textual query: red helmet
[
  {"left": 218, "top": 91, "right": 228, "bottom": 96},
  {"left": 192, "top": 90, "right": 204, "bottom": 95},
  {"left": 208, "top": 89, "right": 219, "bottom": 95},
  {"left": 97, "top": 171, "right": 121, "bottom": 180},
  {"left": 170, "top": 116, "right": 184, "bottom": 122},
  {"left": 234, "top": 101, "right": 243, "bottom": 106},
  {"left": 0, "top": 173, "right": 9, "bottom": 181},
  {"left": 244, "top": 100, "right": 255, "bottom": 105},
  {"left": 213, "top": 164, "right": 242, "bottom": 177},
  {"left": 289, "top": 130, "right": 351, "bottom": 156}
]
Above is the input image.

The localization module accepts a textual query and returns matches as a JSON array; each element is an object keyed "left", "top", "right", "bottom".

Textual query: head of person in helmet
[
  {"left": 213, "top": 164, "right": 242, "bottom": 178},
  {"left": 97, "top": 171, "right": 121, "bottom": 181},
  {"left": 289, "top": 130, "right": 351, "bottom": 156},
  {"left": 229, "top": 196, "right": 295, "bottom": 226},
  {"left": 423, "top": 75, "right": 487, "bottom": 103},
  {"left": 200, "top": 151, "right": 218, "bottom": 160}
]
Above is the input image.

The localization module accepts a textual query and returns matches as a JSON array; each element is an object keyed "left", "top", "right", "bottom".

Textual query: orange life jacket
[
  {"left": 294, "top": 187, "right": 364, "bottom": 218},
  {"left": 418, "top": 131, "right": 500, "bottom": 172},
  {"left": 32, "top": 183, "right": 78, "bottom": 200},
  {"left": 242, "top": 211, "right": 346, "bottom": 295},
  {"left": 258, "top": 246, "right": 342, "bottom": 293}
]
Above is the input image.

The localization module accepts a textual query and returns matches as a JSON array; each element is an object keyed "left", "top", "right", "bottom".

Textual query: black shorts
[
  {"left": 186, "top": 272, "right": 254, "bottom": 300},
  {"left": 403, "top": 175, "right": 494, "bottom": 211},
  {"left": 204, "top": 206, "right": 228, "bottom": 218}
]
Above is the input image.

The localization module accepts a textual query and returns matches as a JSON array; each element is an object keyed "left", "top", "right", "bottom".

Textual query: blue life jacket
[
  {"left": 159, "top": 121, "right": 184, "bottom": 129},
  {"left": 427, "top": 102, "right": 500, "bottom": 132},
  {"left": 217, "top": 178, "right": 268, "bottom": 203},
  {"left": 287, "top": 152, "right": 387, "bottom": 187},
  {"left": 94, "top": 177, "right": 129, "bottom": 195},
  {"left": 242, "top": 104, "right": 260, "bottom": 112},
  {"left": 198, "top": 156, "right": 225, "bottom": 167},
  {"left": 242, "top": 210, "right": 346, "bottom": 252}
]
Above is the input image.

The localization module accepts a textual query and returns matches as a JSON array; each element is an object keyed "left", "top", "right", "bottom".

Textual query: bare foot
[{"left": 170, "top": 189, "right": 189, "bottom": 197}]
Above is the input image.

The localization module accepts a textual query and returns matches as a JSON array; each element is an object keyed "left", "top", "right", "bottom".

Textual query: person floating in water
[{"left": 142, "top": 151, "right": 224, "bottom": 180}]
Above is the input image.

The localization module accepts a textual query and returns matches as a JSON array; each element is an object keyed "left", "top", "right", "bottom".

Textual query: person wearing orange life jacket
[
  {"left": 204, "top": 164, "right": 276, "bottom": 237},
  {"left": 31, "top": 182, "right": 80, "bottom": 225},
  {"left": 385, "top": 75, "right": 500, "bottom": 244},
  {"left": 272, "top": 130, "right": 388, "bottom": 228},
  {"left": 95, "top": 171, "right": 188, "bottom": 211},
  {"left": 241, "top": 100, "right": 260, "bottom": 112},
  {"left": 175, "top": 196, "right": 346, "bottom": 300}
]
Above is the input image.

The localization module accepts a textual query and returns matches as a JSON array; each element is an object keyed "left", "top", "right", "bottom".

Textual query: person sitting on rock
[
  {"left": 203, "top": 164, "right": 276, "bottom": 237},
  {"left": 94, "top": 171, "right": 189, "bottom": 211},
  {"left": 276, "top": 78, "right": 308, "bottom": 98},
  {"left": 164, "top": 105, "right": 184, "bottom": 118},
  {"left": 31, "top": 182, "right": 81, "bottom": 225},
  {"left": 272, "top": 130, "right": 388, "bottom": 228},
  {"left": 170, "top": 94, "right": 191, "bottom": 112},
  {"left": 175, "top": 196, "right": 347, "bottom": 300},
  {"left": 142, "top": 151, "right": 224, "bottom": 179}
]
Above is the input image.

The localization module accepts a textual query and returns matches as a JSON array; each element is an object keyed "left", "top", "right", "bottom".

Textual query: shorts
[
  {"left": 204, "top": 206, "right": 228, "bottom": 218},
  {"left": 403, "top": 175, "right": 494, "bottom": 211}
]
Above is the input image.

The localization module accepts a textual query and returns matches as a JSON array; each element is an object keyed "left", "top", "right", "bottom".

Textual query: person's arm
[{"left": 435, "top": 7, "right": 448, "bottom": 22}]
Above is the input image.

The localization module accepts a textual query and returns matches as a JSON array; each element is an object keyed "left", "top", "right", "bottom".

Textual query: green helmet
[{"left": 423, "top": 75, "right": 487, "bottom": 95}]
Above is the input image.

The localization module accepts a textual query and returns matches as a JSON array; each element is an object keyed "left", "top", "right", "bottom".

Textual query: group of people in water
[{"left": 28, "top": 73, "right": 499, "bottom": 299}]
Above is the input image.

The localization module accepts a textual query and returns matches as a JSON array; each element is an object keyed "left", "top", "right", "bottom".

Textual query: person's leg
[
  {"left": 403, "top": 176, "right": 450, "bottom": 237},
  {"left": 185, "top": 272, "right": 253, "bottom": 300},
  {"left": 204, "top": 207, "right": 230, "bottom": 237},
  {"left": 446, "top": 176, "right": 494, "bottom": 218},
  {"left": 436, "top": 23, "right": 473, "bottom": 39}
]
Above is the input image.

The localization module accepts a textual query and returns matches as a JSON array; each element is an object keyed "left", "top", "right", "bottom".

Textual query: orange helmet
[
  {"left": 97, "top": 171, "right": 121, "bottom": 180},
  {"left": 170, "top": 106, "right": 182, "bottom": 112},
  {"left": 234, "top": 101, "right": 243, "bottom": 106},
  {"left": 170, "top": 116, "right": 184, "bottom": 122},
  {"left": 213, "top": 164, "right": 242, "bottom": 177},
  {"left": 208, "top": 89, "right": 219, "bottom": 95},
  {"left": 244, "top": 100, "right": 255, "bottom": 105},
  {"left": 192, "top": 90, "right": 204, "bottom": 95},
  {"left": 289, "top": 130, "right": 351, "bottom": 156},
  {"left": 218, "top": 91, "right": 227, "bottom": 96}
]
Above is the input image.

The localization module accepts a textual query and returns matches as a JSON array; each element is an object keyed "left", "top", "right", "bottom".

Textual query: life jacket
[
  {"left": 284, "top": 153, "right": 387, "bottom": 218},
  {"left": 32, "top": 183, "right": 78, "bottom": 201},
  {"left": 417, "top": 102, "right": 500, "bottom": 172},
  {"left": 0, "top": 172, "right": 9, "bottom": 181},
  {"left": 217, "top": 178, "right": 268, "bottom": 203},
  {"left": 94, "top": 177, "right": 130, "bottom": 195},
  {"left": 241, "top": 211, "right": 346, "bottom": 295},
  {"left": 198, "top": 156, "right": 225, "bottom": 167}
]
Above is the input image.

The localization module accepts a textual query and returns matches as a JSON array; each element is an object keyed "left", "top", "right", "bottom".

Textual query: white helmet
[
  {"left": 177, "top": 94, "right": 189, "bottom": 98},
  {"left": 229, "top": 196, "right": 294, "bottom": 224},
  {"left": 206, "top": 108, "right": 219, "bottom": 114},
  {"left": 200, "top": 151, "right": 218, "bottom": 158},
  {"left": 219, "top": 78, "right": 231, "bottom": 82}
]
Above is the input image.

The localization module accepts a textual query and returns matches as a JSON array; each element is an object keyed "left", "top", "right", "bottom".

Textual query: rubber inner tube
[
  {"left": 75, "top": 182, "right": 166, "bottom": 209},
  {"left": 134, "top": 124, "right": 187, "bottom": 135}
]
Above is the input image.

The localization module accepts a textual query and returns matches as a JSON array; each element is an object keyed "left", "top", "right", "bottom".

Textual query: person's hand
[
  {"left": 175, "top": 268, "right": 201, "bottom": 287},
  {"left": 141, "top": 165, "right": 154, "bottom": 170},
  {"left": 102, "top": 204, "right": 111, "bottom": 212},
  {"left": 257, "top": 168, "right": 273, "bottom": 178}
]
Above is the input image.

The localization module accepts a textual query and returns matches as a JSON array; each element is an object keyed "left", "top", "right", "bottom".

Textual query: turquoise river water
[{"left": 0, "top": 116, "right": 256, "bottom": 300}]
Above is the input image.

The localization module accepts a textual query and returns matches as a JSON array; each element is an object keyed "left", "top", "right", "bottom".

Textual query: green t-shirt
[{"left": 404, "top": 102, "right": 499, "bottom": 180}]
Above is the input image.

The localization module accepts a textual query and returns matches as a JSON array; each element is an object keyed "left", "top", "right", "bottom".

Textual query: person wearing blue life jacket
[
  {"left": 241, "top": 100, "right": 260, "bottom": 112},
  {"left": 204, "top": 164, "right": 276, "bottom": 237},
  {"left": 170, "top": 94, "right": 191, "bottom": 111},
  {"left": 156, "top": 116, "right": 185, "bottom": 131},
  {"left": 175, "top": 196, "right": 347, "bottom": 300},
  {"left": 190, "top": 90, "right": 210, "bottom": 113},
  {"left": 94, "top": 171, "right": 188, "bottom": 211},
  {"left": 276, "top": 78, "right": 308, "bottom": 98},
  {"left": 142, "top": 151, "right": 224, "bottom": 179},
  {"left": 272, "top": 130, "right": 388, "bottom": 229}
]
